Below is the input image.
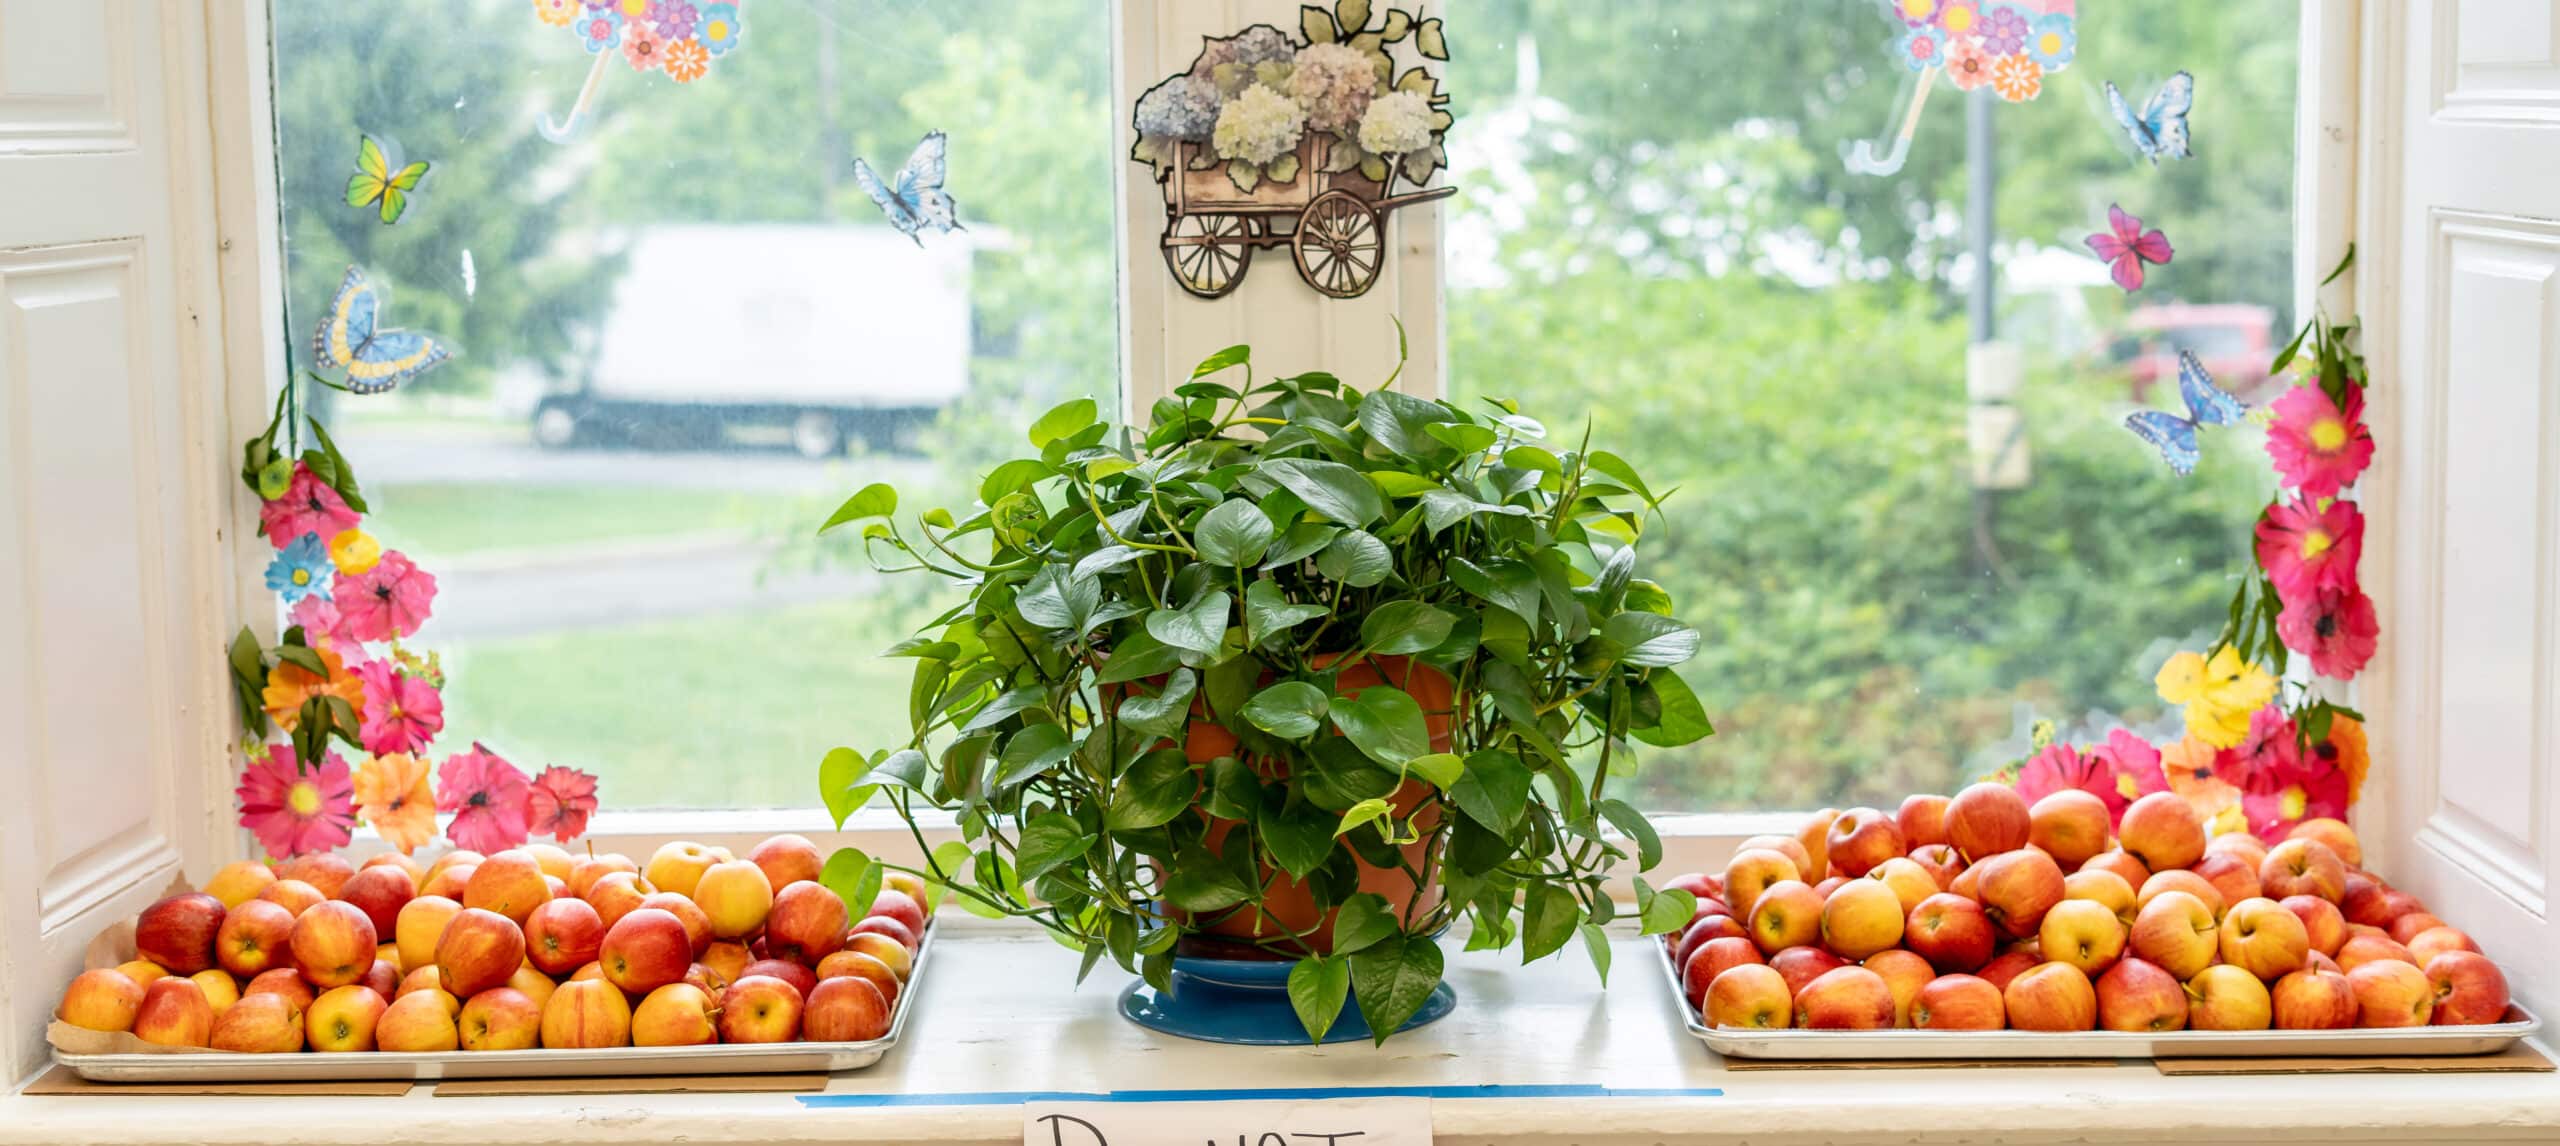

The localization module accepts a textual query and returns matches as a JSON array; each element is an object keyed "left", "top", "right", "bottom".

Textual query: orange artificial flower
[
  {"left": 2318, "top": 715, "right": 2372, "bottom": 807},
  {"left": 261, "top": 646, "right": 365, "bottom": 732},
  {"left": 353, "top": 752, "right": 438, "bottom": 855},
  {"left": 2161, "top": 734, "right": 2247, "bottom": 835}
]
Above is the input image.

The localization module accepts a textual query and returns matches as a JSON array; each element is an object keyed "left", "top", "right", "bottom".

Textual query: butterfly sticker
[
  {"left": 346, "top": 135, "right": 430, "bottom": 225},
  {"left": 2125, "top": 349, "right": 2247, "bottom": 476},
  {"left": 852, "top": 131, "right": 965, "bottom": 246},
  {"left": 2086, "top": 205, "right": 2173, "bottom": 293},
  {"left": 2106, "top": 72, "right": 2194, "bottom": 165},
  {"left": 310, "top": 265, "right": 452, "bottom": 394}
]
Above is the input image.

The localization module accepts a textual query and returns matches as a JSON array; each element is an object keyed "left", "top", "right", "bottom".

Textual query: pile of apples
[
  {"left": 53, "top": 836, "right": 930, "bottom": 1054},
  {"left": 1668, "top": 786, "right": 2513, "bottom": 1035}
]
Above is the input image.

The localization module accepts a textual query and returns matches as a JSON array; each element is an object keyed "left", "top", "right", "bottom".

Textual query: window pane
[
  {"left": 1447, "top": 3, "right": 2297, "bottom": 811},
  {"left": 270, "top": 0, "right": 1119, "bottom": 809}
]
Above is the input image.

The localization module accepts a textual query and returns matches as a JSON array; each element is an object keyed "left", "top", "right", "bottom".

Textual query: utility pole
[
  {"left": 819, "top": 25, "right": 840, "bottom": 219},
  {"left": 1963, "top": 86, "right": 2022, "bottom": 585}
]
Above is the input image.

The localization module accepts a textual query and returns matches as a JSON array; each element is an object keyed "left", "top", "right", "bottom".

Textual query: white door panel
[{"left": 2373, "top": 0, "right": 2560, "bottom": 1022}]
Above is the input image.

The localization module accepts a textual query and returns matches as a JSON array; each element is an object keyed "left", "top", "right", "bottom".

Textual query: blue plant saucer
[{"left": 1117, "top": 950, "right": 1457, "bottom": 1045}]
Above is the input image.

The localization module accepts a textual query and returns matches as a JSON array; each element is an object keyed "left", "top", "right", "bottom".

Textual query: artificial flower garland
[
  {"left": 226, "top": 381, "right": 598, "bottom": 859},
  {"left": 2015, "top": 267, "right": 2374, "bottom": 843}
]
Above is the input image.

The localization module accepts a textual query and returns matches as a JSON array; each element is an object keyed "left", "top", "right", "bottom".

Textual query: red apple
[
  {"left": 203, "top": 860, "right": 279, "bottom": 909},
  {"left": 1794, "top": 966, "right": 1894, "bottom": 1030},
  {"left": 719, "top": 974, "right": 804, "bottom": 1043},
  {"left": 2408, "top": 926, "right": 2481, "bottom": 967},
  {"left": 2272, "top": 967, "right": 2359, "bottom": 1030},
  {"left": 640, "top": 891, "right": 714, "bottom": 957},
  {"left": 754, "top": 881, "right": 845, "bottom": 967},
  {"left": 257, "top": 878, "right": 327, "bottom": 917},
  {"left": 435, "top": 907, "right": 528, "bottom": 999},
  {"left": 850, "top": 915, "right": 919, "bottom": 950},
  {"left": 1740, "top": 835, "right": 1816, "bottom": 882},
  {"left": 2287, "top": 818, "right": 2362, "bottom": 867},
  {"left": 2206, "top": 831, "right": 2271, "bottom": 873},
  {"left": 568, "top": 853, "right": 638, "bottom": 898},
  {"left": 2003, "top": 962, "right": 2097, "bottom": 1031},
  {"left": 2080, "top": 849, "right": 2151, "bottom": 891},
  {"left": 2063, "top": 869, "right": 2138, "bottom": 929},
  {"left": 1897, "top": 793, "right": 1952, "bottom": 849},
  {"left": 1812, "top": 876, "right": 1848, "bottom": 899},
  {"left": 2388, "top": 912, "right": 2450, "bottom": 945},
  {"left": 2189, "top": 852, "right": 2263, "bottom": 907},
  {"left": 1865, "top": 858, "right": 1939, "bottom": 914},
  {"left": 395, "top": 895, "right": 462, "bottom": 975},
  {"left": 2139, "top": 869, "right": 2228, "bottom": 921},
  {"left": 462, "top": 850, "right": 551, "bottom": 926},
  {"left": 1767, "top": 946, "right": 1846, "bottom": 997},
  {"left": 2027, "top": 790, "right": 2110, "bottom": 870},
  {"left": 136, "top": 893, "right": 227, "bottom": 976},
  {"left": 214, "top": 898, "right": 297, "bottom": 979},
  {"left": 210, "top": 991, "right": 304, "bottom": 1053},
  {"left": 243, "top": 967, "right": 316, "bottom": 1021},
  {"left": 584, "top": 871, "right": 650, "bottom": 930},
  {"left": 361, "top": 958, "right": 399, "bottom": 1001},
  {"left": 2338, "top": 932, "right": 2419, "bottom": 974},
  {"left": 814, "top": 949, "right": 902, "bottom": 1010},
  {"left": 645, "top": 841, "right": 721, "bottom": 900},
  {"left": 1682, "top": 935, "right": 1766, "bottom": 1006},
  {"left": 2117, "top": 791, "right": 2206, "bottom": 874},
  {"left": 633, "top": 982, "right": 722, "bottom": 1047},
  {"left": 842, "top": 933, "right": 912, "bottom": 980},
  {"left": 540, "top": 977, "right": 632, "bottom": 1048},
  {"left": 1912, "top": 974, "right": 2005, "bottom": 1030},
  {"left": 1973, "top": 950, "right": 2036, "bottom": 993},
  {"left": 2261, "top": 838, "right": 2349, "bottom": 903},
  {"left": 288, "top": 901, "right": 379, "bottom": 989},
  {"left": 1904, "top": 893, "right": 1997, "bottom": 974},
  {"left": 1704, "top": 964, "right": 1792, "bottom": 1030},
  {"left": 694, "top": 860, "right": 777, "bottom": 941},
  {"left": 338, "top": 865, "right": 417, "bottom": 939},
  {"left": 2425, "top": 951, "right": 2510, "bottom": 1025},
  {"left": 1664, "top": 872, "right": 1722, "bottom": 902},
  {"left": 2129, "top": 890, "right": 2220, "bottom": 979},
  {"left": 132, "top": 977, "right": 215, "bottom": 1047},
  {"left": 602, "top": 907, "right": 695, "bottom": 996},
  {"left": 1973, "top": 849, "right": 2066, "bottom": 938},
  {"left": 1817, "top": 879, "right": 1905, "bottom": 960},
  {"left": 276, "top": 853, "right": 355, "bottom": 898},
  {"left": 2281, "top": 894, "right": 2348, "bottom": 957},
  {"left": 377, "top": 988, "right": 460, "bottom": 1051},
  {"left": 2187, "top": 964, "right": 2274, "bottom": 1030},
  {"left": 1946, "top": 783, "right": 2031, "bottom": 861},
  {"left": 1794, "top": 809, "right": 1839, "bottom": 881},
  {"left": 2095, "top": 957, "right": 2188, "bottom": 1032},
  {"left": 524, "top": 896, "right": 606, "bottom": 977},
  {"left": 306, "top": 984, "right": 390, "bottom": 1052},
  {"left": 456, "top": 986, "right": 542, "bottom": 1051},
  {"left": 1722, "top": 848, "right": 1801, "bottom": 919},
  {"left": 2219, "top": 897, "right": 2310, "bottom": 981},
  {"left": 1907, "top": 843, "right": 1965, "bottom": 889},
  {"left": 2038, "top": 899, "right": 2127, "bottom": 977},
  {"left": 56, "top": 968, "right": 148, "bottom": 1033},
  {"left": 1747, "top": 880, "right": 1823, "bottom": 955},
  {"left": 1863, "top": 949, "right": 1934, "bottom": 1028},
  {"left": 1823, "top": 808, "right": 1904, "bottom": 878},
  {"left": 743, "top": 957, "right": 818, "bottom": 1001},
  {"left": 2348, "top": 958, "right": 2434, "bottom": 1027},
  {"left": 804, "top": 975, "right": 893, "bottom": 1042}
]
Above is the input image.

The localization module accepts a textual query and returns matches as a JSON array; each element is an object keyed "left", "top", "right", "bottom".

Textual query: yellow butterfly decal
[{"left": 346, "top": 134, "right": 429, "bottom": 225}]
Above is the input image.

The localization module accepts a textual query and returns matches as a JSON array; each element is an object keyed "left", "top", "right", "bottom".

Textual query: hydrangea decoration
[
  {"left": 1290, "top": 41, "right": 1378, "bottom": 134},
  {"left": 1358, "top": 89, "right": 1435, "bottom": 156},
  {"left": 1213, "top": 83, "right": 1306, "bottom": 167},
  {"left": 1135, "top": 75, "right": 1218, "bottom": 142}
]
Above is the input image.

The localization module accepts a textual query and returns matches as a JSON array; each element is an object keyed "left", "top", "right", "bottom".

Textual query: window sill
[{"left": 13, "top": 920, "right": 2560, "bottom": 1145}]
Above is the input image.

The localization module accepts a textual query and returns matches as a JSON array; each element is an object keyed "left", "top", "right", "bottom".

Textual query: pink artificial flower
[
  {"left": 334, "top": 550, "right": 437, "bottom": 643},
  {"left": 2278, "top": 586, "right": 2380, "bottom": 679},
  {"left": 2265, "top": 385, "right": 2375, "bottom": 499},
  {"left": 2255, "top": 495, "right": 2364, "bottom": 603},
  {"left": 2242, "top": 762, "right": 2349, "bottom": 842},
  {"left": 235, "top": 744, "right": 355, "bottom": 858},
  {"left": 356, "top": 660, "right": 444, "bottom": 757},
  {"left": 525, "top": 765, "right": 601, "bottom": 842},
  {"left": 288, "top": 595, "right": 372, "bottom": 668},
  {"left": 2220, "top": 706, "right": 2306, "bottom": 795},
  {"left": 2014, "top": 729, "right": 2167, "bottom": 823},
  {"left": 259, "top": 463, "right": 361, "bottom": 549},
  {"left": 438, "top": 744, "right": 532, "bottom": 853}
]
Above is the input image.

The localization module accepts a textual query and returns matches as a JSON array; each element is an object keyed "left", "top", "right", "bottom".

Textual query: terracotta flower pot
[{"left": 1177, "top": 653, "right": 1453, "bottom": 958}]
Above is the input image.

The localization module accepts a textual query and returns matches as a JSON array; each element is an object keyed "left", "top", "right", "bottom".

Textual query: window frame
[{"left": 205, "top": 1, "right": 2364, "bottom": 887}]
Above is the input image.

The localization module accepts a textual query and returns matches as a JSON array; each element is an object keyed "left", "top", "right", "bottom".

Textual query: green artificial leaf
[
  {"left": 818, "top": 747, "right": 879, "bottom": 828},
  {"left": 1403, "top": 752, "right": 1463, "bottom": 790},
  {"left": 1241, "top": 680, "right": 1329, "bottom": 739},
  {"left": 994, "top": 722, "right": 1076, "bottom": 786},
  {"left": 1315, "top": 530, "right": 1393, "bottom": 587},
  {"left": 1334, "top": 796, "right": 1394, "bottom": 838},
  {"left": 1328, "top": 892, "right": 1400, "bottom": 956},
  {"left": 1194, "top": 498, "right": 1276, "bottom": 566},
  {"left": 1579, "top": 922, "right": 1613, "bottom": 984},
  {"left": 1597, "top": 798, "right": 1663, "bottom": 870},
  {"left": 1245, "top": 579, "right": 1329, "bottom": 645},
  {"left": 1359, "top": 600, "right": 1454, "bottom": 655},
  {"left": 1028, "top": 397, "right": 1098, "bottom": 448},
  {"left": 820, "top": 847, "right": 884, "bottom": 921},
  {"left": 1145, "top": 590, "right": 1231, "bottom": 655},
  {"left": 1450, "top": 749, "right": 1532, "bottom": 831},
  {"left": 1521, "top": 882, "right": 1579, "bottom": 963},
  {"left": 1631, "top": 668, "right": 1715, "bottom": 747},
  {"left": 1288, "top": 955, "right": 1351, "bottom": 1043},
  {"left": 1349, "top": 933, "right": 1443, "bottom": 1045},
  {"left": 1601, "top": 611, "right": 1701, "bottom": 667},
  {"left": 1260, "top": 457, "right": 1384, "bottom": 525},
  {"left": 1116, "top": 668, "right": 1197, "bottom": 740},
  {"left": 1015, "top": 812, "right": 1096, "bottom": 882},
  {"left": 1095, "top": 629, "right": 1188, "bottom": 684},
  {"left": 820, "top": 483, "right": 897, "bottom": 534},
  {"left": 1328, "top": 685, "right": 1428, "bottom": 767},
  {"left": 1107, "top": 748, "right": 1197, "bottom": 830}
]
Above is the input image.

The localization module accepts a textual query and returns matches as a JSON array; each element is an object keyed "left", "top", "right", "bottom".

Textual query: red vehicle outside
[{"left": 2106, "top": 303, "right": 2278, "bottom": 401}]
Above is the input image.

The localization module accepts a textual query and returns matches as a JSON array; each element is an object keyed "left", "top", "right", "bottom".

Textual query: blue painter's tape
[{"left": 795, "top": 1084, "right": 1722, "bottom": 1109}]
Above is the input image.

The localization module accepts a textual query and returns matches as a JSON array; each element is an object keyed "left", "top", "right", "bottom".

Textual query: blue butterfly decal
[
  {"left": 2107, "top": 71, "right": 2193, "bottom": 165},
  {"left": 852, "top": 130, "right": 965, "bottom": 246},
  {"left": 310, "top": 265, "right": 451, "bottom": 394},
  {"left": 2125, "top": 349, "right": 2247, "bottom": 476}
]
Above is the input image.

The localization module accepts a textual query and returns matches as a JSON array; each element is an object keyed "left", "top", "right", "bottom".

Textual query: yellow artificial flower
[
  {"left": 2154, "top": 647, "right": 2276, "bottom": 748},
  {"left": 352, "top": 752, "right": 438, "bottom": 855},
  {"left": 329, "top": 528, "right": 382, "bottom": 576}
]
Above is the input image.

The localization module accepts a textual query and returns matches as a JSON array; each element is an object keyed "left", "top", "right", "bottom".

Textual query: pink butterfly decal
[{"left": 2085, "top": 204, "right": 2174, "bottom": 292}]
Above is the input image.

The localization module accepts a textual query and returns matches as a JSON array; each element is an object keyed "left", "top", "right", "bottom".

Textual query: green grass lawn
[
  {"left": 435, "top": 598, "right": 930, "bottom": 809},
  {"left": 370, "top": 482, "right": 815, "bottom": 560}
]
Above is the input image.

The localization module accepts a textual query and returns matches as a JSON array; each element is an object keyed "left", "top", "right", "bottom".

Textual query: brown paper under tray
[
  {"left": 1720, "top": 1056, "right": 2122, "bottom": 1071},
  {"left": 21, "top": 1065, "right": 412, "bottom": 1097},
  {"left": 432, "top": 1074, "right": 828, "bottom": 1097},
  {"left": 2154, "top": 1042, "right": 2556, "bottom": 1075}
]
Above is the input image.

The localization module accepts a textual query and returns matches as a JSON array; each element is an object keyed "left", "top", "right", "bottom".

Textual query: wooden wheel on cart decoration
[
  {"left": 1291, "top": 191, "right": 1385, "bottom": 300},
  {"left": 1163, "top": 212, "right": 1254, "bottom": 300}
]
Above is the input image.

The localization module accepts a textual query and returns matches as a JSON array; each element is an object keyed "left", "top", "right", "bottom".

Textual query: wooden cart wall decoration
[{"left": 1130, "top": 2, "right": 1455, "bottom": 301}]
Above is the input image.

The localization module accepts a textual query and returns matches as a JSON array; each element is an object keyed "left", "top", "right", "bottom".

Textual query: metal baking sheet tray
[
  {"left": 54, "top": 921, "right": 937, "bottom": 1082},
  {"left": 1655, "top": 935, "right": 2540, "bottom": 1060}
]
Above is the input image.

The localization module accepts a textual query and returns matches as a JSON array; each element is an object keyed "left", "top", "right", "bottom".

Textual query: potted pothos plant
[{"left": 816, "top": 337, "right": 1714, "bottom": 1044}]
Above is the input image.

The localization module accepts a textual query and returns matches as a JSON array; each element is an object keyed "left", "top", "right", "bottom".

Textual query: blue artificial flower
[
  {"left": 265, "top": 532, "right": 335, "bottom": 605},
  {"left": 697, "top": 3, "right": 742, "bottom": 56},
  {"left": 2026, "top": 14, "right": 2077, "bottom": 70}
]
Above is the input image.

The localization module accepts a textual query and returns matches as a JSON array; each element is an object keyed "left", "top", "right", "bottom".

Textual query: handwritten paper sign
[{"left": 1024, "top": 1097, "right": 1432, "bottom": 1146}]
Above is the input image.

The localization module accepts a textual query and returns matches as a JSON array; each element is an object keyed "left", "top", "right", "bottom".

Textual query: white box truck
[{"left": 531, "top": 224, "right": 972, "bottom": 457}]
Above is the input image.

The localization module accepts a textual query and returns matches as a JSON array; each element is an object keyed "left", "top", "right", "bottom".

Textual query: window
[
  {"left": 268, "top": 0, "right": 1119, "bottom": 810},
  {"left": 1445, "top": 2, "right": 2299, "bottom": 812}
]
